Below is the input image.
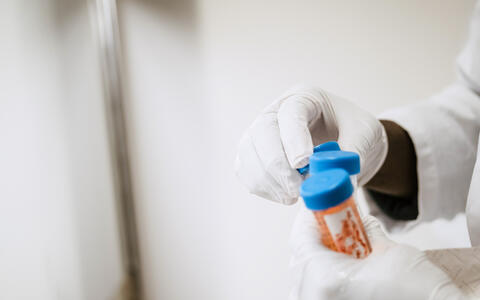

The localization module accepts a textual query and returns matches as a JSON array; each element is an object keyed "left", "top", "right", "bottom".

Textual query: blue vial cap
[
  {"left": 300, "top": 168, "right": 353, "bottom": 210},
  {"left": 313, "top": 141, "right": 340, "bottom": 153},
  {"left": 309, "top": 150, "right": 360, "bottom": 176},
  {"left": 296, "top": 141, "right": 341, "bottom": 175},
  {"left": 297, "top": 165, "right": 309, "bottom": 176}
]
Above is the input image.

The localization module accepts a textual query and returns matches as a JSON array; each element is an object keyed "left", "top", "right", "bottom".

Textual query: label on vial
[{"left": 324, "top": 206, "right": 370, "bottom": 258}]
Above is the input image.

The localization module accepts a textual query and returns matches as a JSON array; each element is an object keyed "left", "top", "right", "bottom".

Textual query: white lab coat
[{"left": 367, "top": 1, "right": 480, "bottom": 246}]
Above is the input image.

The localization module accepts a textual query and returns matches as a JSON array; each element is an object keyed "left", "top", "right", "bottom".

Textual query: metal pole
[{"left": 89, "top": 0, "right": 142, "bottom": 299}]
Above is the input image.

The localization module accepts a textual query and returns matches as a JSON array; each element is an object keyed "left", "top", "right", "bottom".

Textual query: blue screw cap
[
  {"left": 296, "top": 141, "right": 341, "bottom": 175},
  {"left": 300, "top": 168, "right": 353, "bottom": 210},
  {"left": 313, "top": 141, "right": 341, "bottom": 153},
  {"left": 309, "top": 150, "right": 360, "bottom": 176}
]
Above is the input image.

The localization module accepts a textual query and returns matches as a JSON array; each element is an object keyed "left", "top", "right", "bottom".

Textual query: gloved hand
[
  {"left": 289, "top": 206, "right": 467, "bottom": 300},
  {"left": 235, "top": 85, "right": 388, "bottom": 205}
]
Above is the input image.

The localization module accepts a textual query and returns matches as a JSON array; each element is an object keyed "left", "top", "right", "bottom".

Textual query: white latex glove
[
  {"left": 235, "top": 85, "right": 388, "bottom": 205},
  {"left": 290, "top": 206, "right": 468, "bottom": 300}
]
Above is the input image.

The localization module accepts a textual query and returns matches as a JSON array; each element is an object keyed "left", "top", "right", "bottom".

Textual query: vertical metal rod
[{"left": 89, "top": 0, "right": 142, "bottom": 299}]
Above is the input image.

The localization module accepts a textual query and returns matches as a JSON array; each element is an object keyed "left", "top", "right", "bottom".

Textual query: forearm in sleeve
[
  {"left": 365, "top": 120, "right": 419, "bottom": 220},
  {"left": 367, "top": 84, "right": 480, "bottom": 224}
]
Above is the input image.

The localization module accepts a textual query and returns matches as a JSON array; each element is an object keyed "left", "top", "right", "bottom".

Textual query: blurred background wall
[
  {"left": 0, "top": 1, "right": 124, "bottom": 299},
  {"left": 0, "top": 0, "right": 477, "bottom": 299}
]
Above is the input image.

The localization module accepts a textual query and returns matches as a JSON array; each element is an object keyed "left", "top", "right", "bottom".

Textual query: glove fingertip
[
  {"left": 361, "top": 215, "right": 395, "bottom": 248},
  {"left": 282, "top": 196, "right": 299, "bottom": 206},
  {"left": 291, "top": 155, "right": 311, "bottom": 169}
]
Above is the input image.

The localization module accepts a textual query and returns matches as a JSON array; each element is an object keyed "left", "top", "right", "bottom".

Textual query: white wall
[
  {"left": 0, "top": 1, "right": 124, "bottom": 299},
  {"left": 120, "top": 1, "right": 475, "bottom": 299}
]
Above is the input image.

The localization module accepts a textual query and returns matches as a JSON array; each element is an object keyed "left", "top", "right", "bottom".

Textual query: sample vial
[
  {"left": 300, "top": 168, "right": 371, "bottom": 258},
  {"left": 309, "top": 150, "right": 360, "bottom": 191},
  {"left": 297, "top": 141, "right": 341, "bottom": 176}
]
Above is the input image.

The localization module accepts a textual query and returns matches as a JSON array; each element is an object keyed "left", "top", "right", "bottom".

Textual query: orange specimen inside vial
[
  {"left": 300, "top": 168, "right": 371, "bottom": 258},
  {"left": 313, "top": 196, "right": 371, "bottom": 258}
]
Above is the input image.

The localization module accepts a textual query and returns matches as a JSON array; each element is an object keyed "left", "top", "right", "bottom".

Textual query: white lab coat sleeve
[
  {"left": 369, "top": 0, "right": 480, "bottom": 229},
  {"left": 377, "top": 84, "right": 480, "bottom": 226},
  {"left": 458, "top": 0, "right": 480, "bottom": 95}
]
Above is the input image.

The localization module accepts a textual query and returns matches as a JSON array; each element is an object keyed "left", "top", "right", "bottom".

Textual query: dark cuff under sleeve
[{"left": 364, "top": 120, "right": 419, "bottom": 220}]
